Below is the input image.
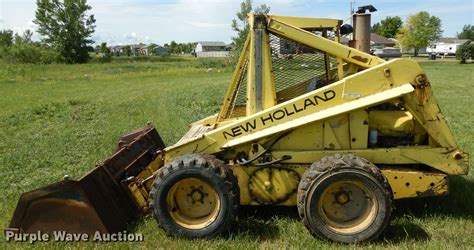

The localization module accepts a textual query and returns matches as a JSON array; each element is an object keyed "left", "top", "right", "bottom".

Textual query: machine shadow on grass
[
  {"left": 379, "top": 222, "right": 430, "bottom": 243},
  {"left": 233, "top": 205, "right": 431, "bottom": 244},
  {"left": 219, "top": 175, "right": 473, "bottom": 243},
  {"left": 131, "top": 176, "right": 472, "bottom": 243},
  {"left": 233, "top": 206, "right": 297, "bottom": 240},
  {"left": 378, "top": 176, "right": 474, "bottom": 243},
  {"left": 393, "top": 176, "right": 474, "bottom": 220}
]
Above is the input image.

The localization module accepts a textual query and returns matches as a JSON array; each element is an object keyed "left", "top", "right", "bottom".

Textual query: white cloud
[
  {"left": 374, "top": 1, "right": 474, "bottom": 18},
  {"left": 87, "top": 0, "right": 240, "bottom": 45},
  {"left": 1, "top": 0, "right": 472, "bottom": 45},
  {"left": 184, "top": 21, "right": 228, "bottom": 28},
  {"left": 10, "top": 18, "right": 41, "bottom": 40},
  {"left": 125, "top": 32, "right": 136, "bottom": 39},
  {"left": 123, "top": 32, "right": 152, "bottom": 44},
  {"left": 371, "top": 1, "right": 474, "bottom": 36}
]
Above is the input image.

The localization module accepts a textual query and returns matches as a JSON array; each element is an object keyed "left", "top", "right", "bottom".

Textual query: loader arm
[
  {"left": 165, "top": 14, "right": 467, "bottom": 175},
  {"left": 165, "top": 58, "right": 467, "bottom": 176}
]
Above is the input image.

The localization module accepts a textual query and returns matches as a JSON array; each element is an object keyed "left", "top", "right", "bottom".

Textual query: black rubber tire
[
  {"left": 297, "top": 154, "right": 392, "bottom": 243},
  {"left": 149, "top": 153, "right": 239, "bottom": 238}
]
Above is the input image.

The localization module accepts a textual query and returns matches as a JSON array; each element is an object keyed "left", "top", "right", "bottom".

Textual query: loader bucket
[{"left": 7, "top": 125, "right": 165, "bottom": 234}]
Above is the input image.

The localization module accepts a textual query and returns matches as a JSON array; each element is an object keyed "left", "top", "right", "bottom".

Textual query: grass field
[{"left": 0, "top": 58, "right": 473, "bottom": 249}]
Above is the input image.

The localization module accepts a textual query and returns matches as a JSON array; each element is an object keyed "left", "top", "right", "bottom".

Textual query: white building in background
[
  {"left": 195, "top": 41, "right": 227, "bottom": 52},
  {"left": 194, "top": 41, "right": 230, "bottom": 58},
  {"left": 426, "top": 37, "right": 470, "bottom": 56}
]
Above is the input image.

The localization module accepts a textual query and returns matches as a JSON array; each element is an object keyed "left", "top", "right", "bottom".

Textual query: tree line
[
  {"left": 370, "top": 13, "right": 442, "bottom": 56},
  {"left": 370, "top": 13, "right": 473, "bottom": 61},
  {"left": 163, "top": 41, "right": 197, "bottom": 54},
  {"left": 0, "top": 29, "right": 67, "bottom": 64},
  {"left": 0, "top": 0, "right": 200, "bottom": 64},
  {"left": 1, "top": 0, "right": 473, "bottom": 64},
  {"left": 231, "top": 0, "right": 471, "bottom": 62},
  {"left": 96, "top": 42, "right": 197, "bottom": 57},
  {"left": 1, "top": 0, "right": 95, "bottom": 64}
]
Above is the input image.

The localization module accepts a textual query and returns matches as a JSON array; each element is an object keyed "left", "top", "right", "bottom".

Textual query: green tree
[
  {"left": 187, "top": 42, "right": 197, "bottom": 53},
  {"left": 371, "top": 23, "right": 380, "bottom": 33},
  {"left": 169, "top": 40, "right": 177, "bottom": 53},
  {"left": 34, "top": 0, "right": 96, "bottom": 63},
  {"left": 456, "top": 42, "right": 474, "bottom": 64},
  {"left": 14, "top": 30, "right": 33, "bottom": 45},
  {"left": 457, "top": 25, "right": 474, "bottom": 41},
  {"left": 396, "top": 11, "right": 442, "bottom": 56},
  {"left": 176, "top": 42, "right": 181, "bottom": 53},
  {"left": 372, "top": 16, "right": 402, "bottom": 38},
  {"left": 98, "top": 42, "right": 111, "bottom": 62},
  {"left": 147, "top": 44, "right": 157, "bottom": 55},
  {"left": 230, "top": 0, "right": 270, "bottom": 61},
  {"left": 2, "top": 30, "right": 60, "bottom": 63},
  {"left": 99, "top": 42, "right": 109, "bottom": 53},
  {"left": 0, "top": 30, "right": 14, "bottom": 47},
  {"left": 123, "top": 45, "right": 131, "bottom": 56}
]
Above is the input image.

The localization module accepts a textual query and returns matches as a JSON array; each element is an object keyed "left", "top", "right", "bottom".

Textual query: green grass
[{"left": 0, "top": 60, "right": 473, "bottom": 249}]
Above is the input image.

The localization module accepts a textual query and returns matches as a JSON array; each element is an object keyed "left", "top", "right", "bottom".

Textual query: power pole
[{"left": 349, "top": 0, "right": 355, "bottom": 39}]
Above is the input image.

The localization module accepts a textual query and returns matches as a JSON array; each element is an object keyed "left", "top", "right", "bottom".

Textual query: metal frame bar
[
  {"left": 255, "top": 28, "right": 263, "bottom": 112},
  {"left": 171, "top": 14, "right": 467, "bottom": 177},
  {"left": 268, "top": 15, "right": 341, "bottom": 30},
  {"left": 216, "top": 35, "right": 250, "bottom": 121},
  {"left": 266, "top": 16, "right": 385, "bottom": 68}
]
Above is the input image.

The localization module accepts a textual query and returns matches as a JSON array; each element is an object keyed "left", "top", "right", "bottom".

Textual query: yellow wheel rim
[
  {"left": 318, "top": 180, "right": 378, "bottom": 235},
  {"left": 166, "top": 178, "right": 221, "bottom": 229}
]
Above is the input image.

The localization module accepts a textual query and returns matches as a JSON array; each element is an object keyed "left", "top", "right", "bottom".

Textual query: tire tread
[
  {"left": 149, "top": 153, "right": 239, "bottom": 238},
  {"left": 297, "top": 154, "right": 392, "bottom": 242}
]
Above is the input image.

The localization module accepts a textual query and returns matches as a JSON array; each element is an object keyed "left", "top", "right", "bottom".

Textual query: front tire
[
  {"left": 149, "top": 154, "right": 239, "bottom": 238},
  {"left": 297, "top": 154, "right": 392, "bottom": 243}
]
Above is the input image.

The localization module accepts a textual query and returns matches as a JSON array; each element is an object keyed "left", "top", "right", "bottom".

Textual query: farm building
[
  {"left": 370, "top": 33, "right": 396, "bottom": 48},
  {"left": 129, "top": 44, "right": 147, "bottom": 56},
  {"left": 339, "top": 33, "right": 401, "bottom": 59},
  {"left": 400, "top": 38, "right": 470, "bottom": 55},
  {"left": 369, "top": 34, "right": 400, "bottom": 59},
  {"left": 194, "top": 41, "right": 230, "bottom": 57},
  {"left": 269, "top": 35, "right": 313, "bottom": 58},
  {"left": 110, "top": 46, "right": 124, "bottom": 55},
  {"left": 270, "top": 33, "right": 397, "bottom": 57},
  {"left": 105, "top": 44, "right": 169, "bottom": 56},
  {"left": 195, "top": 41, "right": 227, "bottom": 52},
  {"left": 426, "top": 37, "right": 470, "bottom": 55},
  {"left": 152, "top": 46, "right": 170, "bottom": 55},
  {"left": 130, "top": 44, "right": 170, "bottom": 56},
  {"left": 110, "top": 46, "right": 122, "bottom": 53}
]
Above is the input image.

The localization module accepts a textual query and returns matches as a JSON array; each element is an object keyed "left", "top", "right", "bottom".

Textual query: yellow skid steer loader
[{"left": 7, "top": 15, "right": 469, "bottom": 243}]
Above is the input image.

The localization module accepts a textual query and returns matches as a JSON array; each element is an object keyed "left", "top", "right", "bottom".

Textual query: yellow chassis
[{"left": 129, "top": 15, "right": 469, "bottom": 209}]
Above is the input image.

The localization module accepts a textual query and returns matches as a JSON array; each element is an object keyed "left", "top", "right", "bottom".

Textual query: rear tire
[
  {"left": 149, "top": 154, "right": 239, "bottom": 238},
  {"left": 297, "top": 154, "right": 392, "bottom": 243}
]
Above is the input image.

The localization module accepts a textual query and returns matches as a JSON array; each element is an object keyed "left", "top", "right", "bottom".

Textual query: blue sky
[{"left": 0, "top": 0, "right": 473, "bottom": 45}]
